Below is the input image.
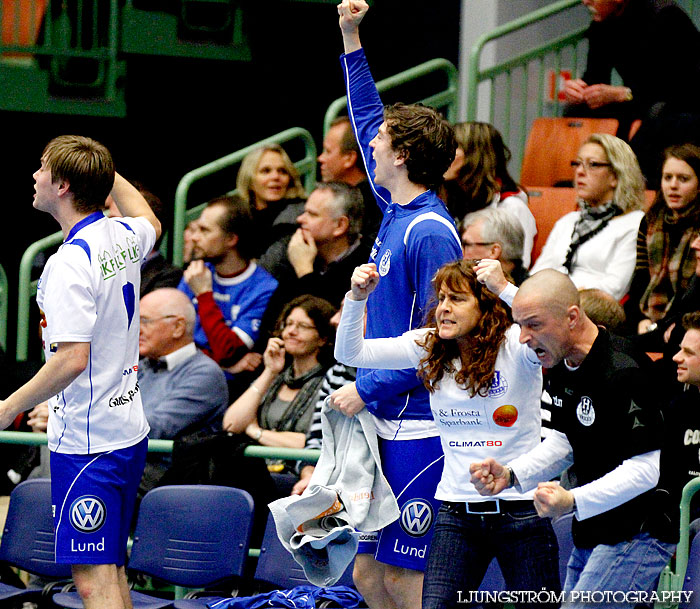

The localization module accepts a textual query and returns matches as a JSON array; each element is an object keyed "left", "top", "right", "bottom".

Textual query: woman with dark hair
[
  {"left": 442, "top": 121, "right": 537, "bottom": 267},
  {"left": 627, "top": 143, "right": 700, "bottom": 337},
  {"left": 222, "top": 294, "right": 335, "bottom": 447},
  {"left": 334, "top": 260, "right": 560, "bottom": 609}
]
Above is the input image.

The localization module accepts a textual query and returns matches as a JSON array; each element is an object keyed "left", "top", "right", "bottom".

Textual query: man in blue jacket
[{"left": 328, "top": 2, "right": 462, "bottom": 607}]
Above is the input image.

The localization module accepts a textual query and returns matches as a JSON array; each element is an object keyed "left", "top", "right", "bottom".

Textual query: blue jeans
[
  {"left": 564, "top": 532, "right": 675, "bottom": 609},
  {"left": 422, "top": 501, "right": 561, "bottom": 609}
]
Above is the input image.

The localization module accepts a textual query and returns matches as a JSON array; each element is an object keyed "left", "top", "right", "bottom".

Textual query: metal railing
[
  {"left": 171, "top": 127, "right": 317, "bottom": 267},
  {"left": 465, "top": 0, "right": 700, "bottom": 176},
  {"left": 0, "top": 430, "right": 320, "bottom": 463},
  {"left": 16, "top": 230, "right": 63, "bottom": 361},
  {"left": 323, "top": 57, "right": 459, "bottom": 136},
  {"left": 466, "top": 0, "right": 587, "bottom": 173}
]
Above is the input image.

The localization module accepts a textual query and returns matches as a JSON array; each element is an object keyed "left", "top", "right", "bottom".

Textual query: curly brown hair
[{"left": 416, "top": 260, "right": 512, "bottom": 397}]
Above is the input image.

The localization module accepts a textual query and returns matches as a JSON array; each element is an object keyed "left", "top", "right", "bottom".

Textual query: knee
[
  {"left": 353, "top": 557, "right": 385, "bottom": 595},
  {"left": 383, "top": 565, "right": 422, "bottom": 598},
  {"left": 72, "top": 567, "right": 99, "bottom": 600}
]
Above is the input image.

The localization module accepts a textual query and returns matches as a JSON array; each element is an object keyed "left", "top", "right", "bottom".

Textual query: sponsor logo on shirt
[
  {"left": 492, "top": 405, "right": 518, "bottom": 427},
  {"left": 108, "top": 382, "right": 140, "bottom": 407},
  {"left": 122, "top": 365, "right": 139, "bottom": 376},
  {"left": 488, "top": 371, "right": 508, "bottom": 398},
  {"left": 399, "top": 499, "right": 434, "bottom": 537},
  {"left": 98, "top": 237, "right": 141, "bottom": 280},
  {"left": 449, "top": 440, "right": 503, "bottom": 447},
  {"left": 683, "top": 429, "right": 700, "bottom": 445},
  {"left": 69, "top": 495, "right": 106, "bottom": 533},
  {"left": 552, "top": 396, "right": 563, "bottom": 408},
  {"left": 378, "top": 249, "right": 392, "bottom": 276},
  {"left": 576, "top": 396, "right": 595, "bottom": 426}
]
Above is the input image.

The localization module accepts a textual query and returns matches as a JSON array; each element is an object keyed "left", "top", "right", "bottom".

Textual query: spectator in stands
[
  {"left": 335, "top": 2, "right": 463, "bottom": 607},
  {"left": 137, "top": 288, "right": 228, "bottom": 494},
  {"left": 236, "top": 144, "right": 307, "bottom": 257},
  {"left": 626, "top": 144, "right": 700, "bottom": 341},
  {"left": 221, "top": 294, "right": 335, "bottom": 450},
  {"left": 529, "top": 133, "right": 645, "bottom": 300},
  {"left": 106, "top": 181, "right": 183, "bottom": 297},
  {"left": 291, "top": 301, "right": 355, "bottom": 496},
  {"left": 178, "top": 195, "right": 278, "bottom": 397},
  {"left": 578, "top": 288, "right": 626, "bottom": 333},
  {"left": 258, "top": 182, "right": 370, "bottom": 337},
  {"left": 657, "top": 311, "right": 700, "bottom": 544},
  {"left": 441, "top": 121, "right": 536, "bottom": 267},
  {"left": 335, "top": 259, "right": 561, "bottom": 609},
  {"left": 182, "top": 219, "right": 198, "bottom": 265},
  {"left": 470, "top": 269, "right": 674, "bottom": 605},
  {"left": 319, "top": 116, "right": 382, "bottom": 242},
  {"left": 563, "top": 0, "right": 700, "bottom": 185},
  {"left": 460, "top": 207, "right": 527, "bottom": 285}
]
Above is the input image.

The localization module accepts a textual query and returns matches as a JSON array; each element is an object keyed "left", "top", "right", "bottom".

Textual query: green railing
[
  {"left": 323, "top": 57, "right": 459, "bottom": 136},
  {"left": 0, "top": 263, "right": 7, "bottom": 352},
  {"left": 466, "top": 0, "right": 700, "bottom": 176},
  {"left": 171, "top": 127, "right": 317, "bottom": 267},
  {"left": 0, "top": 430, "right": 320, "bottom": 463},
  {"left": 466, "top": 0, "right": 587, "bottom": 173},
  {"left": 0, "top": 0, "right": 125, "bottom": 116},
  {"left": 16, "top": 230, "right": 63, "bottom": 361}
]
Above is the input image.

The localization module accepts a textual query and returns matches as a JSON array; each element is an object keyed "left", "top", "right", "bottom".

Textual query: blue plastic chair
[
  {"left": 52, "top": 485, "right": 255, "bottom": 609},
  {"left": 0, "top": 479, "right": 73, "bottom": 606},
  {"left": 173, "top": 512, "right": 357, "bottom": 608}
]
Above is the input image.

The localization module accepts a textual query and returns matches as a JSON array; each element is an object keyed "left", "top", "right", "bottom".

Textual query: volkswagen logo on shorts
[
  {"left": 69, "top": 496, "right": 106, "bottom": 533},
  {"left": 399, "top": 499, "right": 434, "bottom": 537}
]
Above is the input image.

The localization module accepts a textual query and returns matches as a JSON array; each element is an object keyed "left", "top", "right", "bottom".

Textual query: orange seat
[
  {"left": 527, "top": 187, "right": 578, "bottom": 266},
  {"left": 520, "top": 117, "right": 620, "bottom": 188}
]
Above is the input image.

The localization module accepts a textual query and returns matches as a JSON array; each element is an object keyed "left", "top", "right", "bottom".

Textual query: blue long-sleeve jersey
[{"left": 341, "top": 48, "right": 462, "bottom": 421}]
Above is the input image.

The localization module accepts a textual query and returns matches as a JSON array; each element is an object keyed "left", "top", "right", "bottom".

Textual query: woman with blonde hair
[
  {"left": 529, "top": 133, "right": 646, "bottom": 300},
  {"left": 236, "top": 143, "right": 307, "bottom": 255},
  {"left": 334, "top": 259, "right": 560, "bottom": 609},
  {"left": 442, "top": 121, "right": 537, "bottom": 267}
]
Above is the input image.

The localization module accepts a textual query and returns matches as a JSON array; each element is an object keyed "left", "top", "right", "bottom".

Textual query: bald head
[
  {"left": 139, "top": 288, "right": 197, "bottom": 358},
  {"left": 512, "top": 269, "right": 597, "bottom": 368},
  {"left": 516, "top": 269, "right": 581, "bottom": 318}
]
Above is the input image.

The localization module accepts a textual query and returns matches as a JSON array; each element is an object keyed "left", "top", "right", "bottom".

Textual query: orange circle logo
[{"left": 493, "top": 405, "right": 518, "bottom": 427}]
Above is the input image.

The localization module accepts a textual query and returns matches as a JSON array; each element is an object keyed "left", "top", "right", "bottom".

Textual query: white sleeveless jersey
[{"left": 36, "top": 213, "right": 156, "bottom": 454}]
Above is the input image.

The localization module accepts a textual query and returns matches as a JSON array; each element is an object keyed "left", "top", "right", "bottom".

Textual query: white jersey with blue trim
[{"left": 36, "top": 212, "right": 156, "bottom": 454}]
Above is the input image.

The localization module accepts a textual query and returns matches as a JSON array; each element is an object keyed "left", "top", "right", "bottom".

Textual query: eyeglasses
[
  {"left": 283, "top": 319, "right": 317, "bottom": 332},
  {"left": 140, "top": 315, "right": 178, "bottom": 326},
  {"left": 462, "top": 241, "right": 495, "bottom": 248},
  {"left": 570, "top": 159, "right": 612, "bottom": 172}
]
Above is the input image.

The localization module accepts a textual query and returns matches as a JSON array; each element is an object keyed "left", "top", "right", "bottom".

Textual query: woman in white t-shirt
[{"left": 333, "top": 259, "right": 560, "bottom": 609}]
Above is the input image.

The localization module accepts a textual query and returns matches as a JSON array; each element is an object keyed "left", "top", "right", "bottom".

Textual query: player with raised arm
[{"left": 331, "top": 2, "right": 462, "bottom": 607}]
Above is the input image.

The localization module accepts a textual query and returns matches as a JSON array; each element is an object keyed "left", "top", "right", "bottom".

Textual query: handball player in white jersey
[{"left": 0, "top": 135, "right": 161, "bottom": 609}]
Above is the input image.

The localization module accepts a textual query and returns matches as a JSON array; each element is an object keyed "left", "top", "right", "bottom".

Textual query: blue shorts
[
  {"left": 50, "top": 438, "right": 147, "bottom": 565},
  {"left": 357, "top": 435, "right": 443, "bottom": 571}
]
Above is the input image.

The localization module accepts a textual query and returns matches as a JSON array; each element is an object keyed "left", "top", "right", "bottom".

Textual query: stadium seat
[
  {"left": 527, "top": 187, "right": 578, "bottom": 267},
  {"left": 520, "top": 117, "right": 619, "bottom": 188},
  {"left": 52, "top": 485, "right": 255, "bottom": 609},
  {"left": 172, "top": 512, "right": 358, "bottom": 608},
  {"left": 0, "top": 479, "right": 73, "bottom": 606}
]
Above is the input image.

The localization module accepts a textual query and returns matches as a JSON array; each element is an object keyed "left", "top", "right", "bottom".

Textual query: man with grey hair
[
  {"left": 138, "top": 288, "right": 228, "bottom": 493},
  {"left": 461, "top": 207, "right": 527, "bottom": 284},
  {"left": 258, "top": 182, "right": 370, "bottom": 340}
]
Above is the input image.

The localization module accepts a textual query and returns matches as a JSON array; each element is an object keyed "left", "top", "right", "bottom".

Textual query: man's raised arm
[{"left": 338, "top": 0, "right": 367, "bottom": 54}]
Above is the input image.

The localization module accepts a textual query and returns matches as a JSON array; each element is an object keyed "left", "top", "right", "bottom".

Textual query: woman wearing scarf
[
  {"left": 626, "top": 144, "right": 700, "bottom": 339},
  {"left": 529, "top": 133, "right": 646, "bottom": 300},
  {"left": 222, "top": 294, "right": 335, "bottom": 449}
]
